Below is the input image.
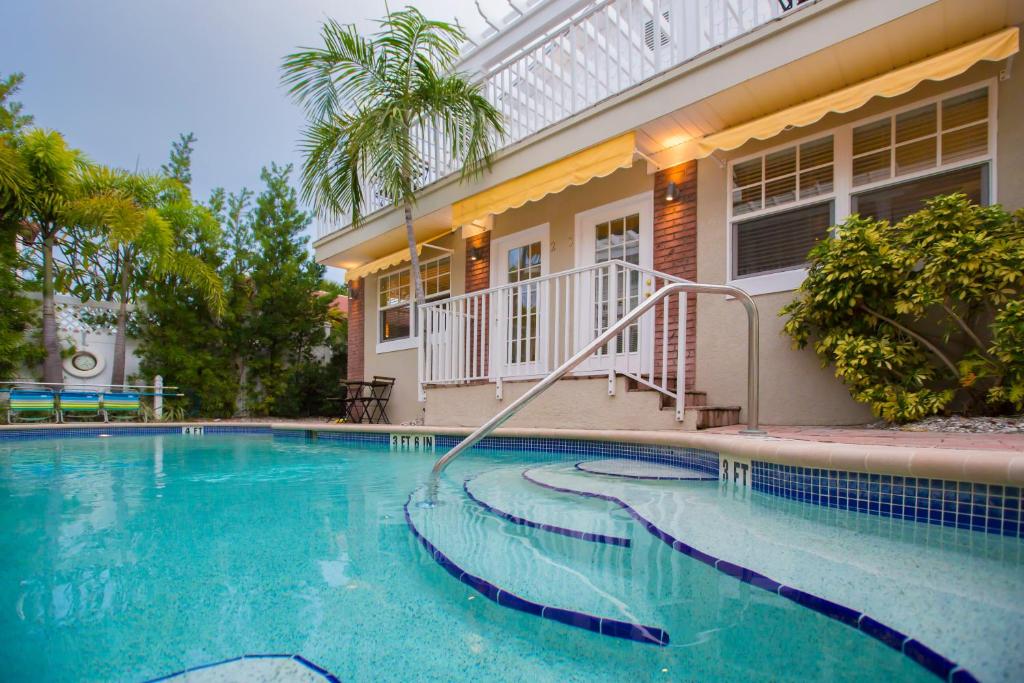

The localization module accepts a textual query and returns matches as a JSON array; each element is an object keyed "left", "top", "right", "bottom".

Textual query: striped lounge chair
[
  {"left": 6, "top": 390, "right": 58, "bottom": 423},
  {"left": 59, "top": 391, "right": 103, "bottom": 422},
  {"left": 103, "top": 392, "right": 146, "bottom": 422}
]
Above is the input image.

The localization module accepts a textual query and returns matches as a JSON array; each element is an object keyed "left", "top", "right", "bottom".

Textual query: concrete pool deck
[{"left": 2, "top": 420, "right": 1021, "bottom": 485}]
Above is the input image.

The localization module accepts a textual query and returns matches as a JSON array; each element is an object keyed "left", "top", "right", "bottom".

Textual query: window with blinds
[
  {"left": 734, "top": 202, "right": 833, "bottom": 278},
  {"left": 727, "top": 83, "right": 993, "bottom": 285},
  {"left": 378, "top": 256, "right": 451, "bottom": 343}
]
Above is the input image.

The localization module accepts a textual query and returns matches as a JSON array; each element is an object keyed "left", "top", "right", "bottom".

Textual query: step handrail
[{"left": 429, "top": 281, "right": 765, "bottom": 488}]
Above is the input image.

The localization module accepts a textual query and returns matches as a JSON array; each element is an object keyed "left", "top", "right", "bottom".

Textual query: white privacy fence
[
  {"left": 319, "top": 0, "right": 791, "bottom": 237},
  {"left": 418, "top": 260, "right": 693, "bottom": 420}
]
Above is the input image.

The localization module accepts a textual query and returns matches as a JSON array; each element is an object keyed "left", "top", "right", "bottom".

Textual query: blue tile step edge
[
  {"left": 462, "top": 477, "right": 631, "bottom": 547},
  {"left": 521, "top": 468, "right": 977, "bottom": 683},
  {"left": 403, "top": 491, "right": 668, "bottom": 647},
  {"left": 574, "top": 460, "right": 719, "bottom": 481},
  {"left": 144, "top": 653, "right": 340, "bottom": 683}
]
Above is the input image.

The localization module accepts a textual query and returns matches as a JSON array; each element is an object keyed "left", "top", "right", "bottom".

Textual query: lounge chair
[
  {"left": 59, "top": 391, "right": 103, "bottom": 422},
  {"left": 102, "top": 392, "right": 146, "bottom": 422},
  {"left": 6, "top": 390, "right": 58, "bottom": 423}
]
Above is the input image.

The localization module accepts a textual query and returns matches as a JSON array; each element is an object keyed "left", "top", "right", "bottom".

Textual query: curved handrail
[{"left": 428, "top": 281, "right": 764, "bottom": 495}]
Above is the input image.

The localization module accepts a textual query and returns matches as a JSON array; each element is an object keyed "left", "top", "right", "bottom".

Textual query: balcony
[{"left": 317, "top": 0, "right": 796, "bottom": 239}]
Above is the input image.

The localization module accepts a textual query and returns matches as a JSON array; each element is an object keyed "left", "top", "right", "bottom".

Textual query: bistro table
[{"left": 328, "top": 380, "right": 392, "bottom": 424}]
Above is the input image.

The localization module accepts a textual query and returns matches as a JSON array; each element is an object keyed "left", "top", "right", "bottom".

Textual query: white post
[{"left": 154, "top": 375, "right": 164, "bottom": 420}]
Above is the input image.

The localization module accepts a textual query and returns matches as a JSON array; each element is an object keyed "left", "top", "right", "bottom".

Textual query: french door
[
  {"left": 574, "top": 193, "right": 654, "bottom": 374},
  {"left": 492, "top": 224, "right": 549, "bottom": 377}
]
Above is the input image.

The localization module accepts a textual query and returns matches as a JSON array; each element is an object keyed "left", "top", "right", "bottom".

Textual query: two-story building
[{"left": 314, "top": 0, "right": 1022, "bottom": 429}]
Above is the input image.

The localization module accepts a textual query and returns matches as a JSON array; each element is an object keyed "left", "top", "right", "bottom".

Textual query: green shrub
[{"left": 782, "top": 194, "right": 1024, "bottom": 423}]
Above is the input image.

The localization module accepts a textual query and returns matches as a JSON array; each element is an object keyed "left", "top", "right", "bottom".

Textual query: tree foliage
[
  {"left": 782, "top": 194, "right": 1024, "bottom": 422},
  {"left": 282, "top": 7, "right": 504, "bottom": 309}
]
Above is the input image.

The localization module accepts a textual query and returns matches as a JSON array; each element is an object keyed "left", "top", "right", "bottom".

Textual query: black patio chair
[{"left": 356, "top": 376, "right": 395, "bottom": 424}]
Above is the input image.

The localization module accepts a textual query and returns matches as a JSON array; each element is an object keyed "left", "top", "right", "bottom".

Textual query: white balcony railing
[
  {"left": 418, "top": 260, "right": 692, "bottom": 419},
  {"left": 319, "top": 0, "right": 792, "bottom": 239}
]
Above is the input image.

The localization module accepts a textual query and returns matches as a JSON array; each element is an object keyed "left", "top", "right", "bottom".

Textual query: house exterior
[{"left": 314, "top": 0, "right": 1023, "bottom": 429}]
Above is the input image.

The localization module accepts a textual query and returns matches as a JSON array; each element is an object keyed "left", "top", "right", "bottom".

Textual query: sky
[{"left": 0, "top": 0, "right": 512, "bottom": 280}]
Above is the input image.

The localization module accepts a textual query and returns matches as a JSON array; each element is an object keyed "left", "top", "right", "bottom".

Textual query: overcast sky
[{"left": 1, "top": 0, "right": 511, "bottom": 279}]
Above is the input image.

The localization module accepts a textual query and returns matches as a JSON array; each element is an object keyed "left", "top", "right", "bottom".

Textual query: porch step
[{"left": 690, "top": 406, "right": 742, "bottom": 429}]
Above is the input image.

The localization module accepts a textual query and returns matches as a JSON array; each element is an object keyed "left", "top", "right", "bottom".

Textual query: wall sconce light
[
  {"left": 349, "top": 285, "right": 360, "bottom": 301},
  {"left": 469, "top": 245, "right": 484, "bottom": 261},
  {"left": 665, "top": 181, "right": 678, "bottom": 202}
]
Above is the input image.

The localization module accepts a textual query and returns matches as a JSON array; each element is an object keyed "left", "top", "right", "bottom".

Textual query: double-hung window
[
  {"left": 729, "top": 135, "right": 836, "bottom": 292},
  {"left": 728, "top": 82, "right": 994, "bottom": 294},
  {"left": 377, "top": 255, "right": 451, "bottom": 352}
]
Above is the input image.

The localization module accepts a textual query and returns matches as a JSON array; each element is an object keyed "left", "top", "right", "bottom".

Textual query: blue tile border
[
  {"left": 144, "top": 653, "right": 340, "bottom": 683},
  {"left": 521, "top": 467, "right": 978, "bottom": 682},
  {"left": 463, "top": 477, "right": 632, "bottom": 547},
  {"left": 0, "top": 424, "right": 272, "bottom": 441},
  {"left": 751, "top": 462, "right": 1024, "bottom": 539},
  {"left": 403, "top": 491, "right": 668, "bottom": 646}
]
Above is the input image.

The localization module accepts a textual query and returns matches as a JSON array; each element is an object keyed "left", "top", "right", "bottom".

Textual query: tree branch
[
  {"left": 859, "top": 304, "right": 960, "bottom": 379},
  {"left": 941, "top": 300, "right": 996, "bottom": 362}
]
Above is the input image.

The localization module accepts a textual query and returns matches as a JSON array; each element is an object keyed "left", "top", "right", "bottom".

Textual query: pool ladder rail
[{"left": 428, "top": 281, "right": 765, "bottom": 499}]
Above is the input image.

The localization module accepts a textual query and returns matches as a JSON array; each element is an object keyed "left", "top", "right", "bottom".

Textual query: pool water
[{"left": 0, "top": 434, "right": 1018, "bottom": 681}]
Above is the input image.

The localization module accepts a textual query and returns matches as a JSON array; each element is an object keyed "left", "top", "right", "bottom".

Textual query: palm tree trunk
[
  {"left": 404, "top": 199, "right": 426, "bottom": 330},
  {"left": 41, "top": 232, "right": 63, "bottom": 385},
  {"left": 110, "top": 254, "right": 130, "bottom": 388}
]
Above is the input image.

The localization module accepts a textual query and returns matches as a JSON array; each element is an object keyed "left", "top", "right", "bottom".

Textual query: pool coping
[
  {"left": 2, "top": 421, "right": 1021, "bottom": 485},
  {"left": 269, "top": 423, "right": 1024, "bottom": 486}
]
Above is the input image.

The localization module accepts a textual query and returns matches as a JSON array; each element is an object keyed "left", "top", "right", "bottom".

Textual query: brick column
[
  {"left": 347, "top": 277, "right": 365, "bottom": 381},
  {"left": 653, "top": 161, "right": 697, "bottom": 390},
  {"left": 465, "top": 232, "right": 491, "bottom": 376}
]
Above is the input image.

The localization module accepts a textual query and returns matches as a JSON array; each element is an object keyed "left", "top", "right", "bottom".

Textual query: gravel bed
[{"left": 868, "top": 415, "right": 1024, "bottom": 434}]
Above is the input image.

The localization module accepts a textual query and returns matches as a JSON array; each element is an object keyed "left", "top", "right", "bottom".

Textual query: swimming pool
[{"left": 0, "top": 430, "right": 1020, "bottom": 681}]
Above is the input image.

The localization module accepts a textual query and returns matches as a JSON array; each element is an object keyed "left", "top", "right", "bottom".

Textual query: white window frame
[
  {"left": 726, "top": 79, "right": 997, "bottom": 296},
  {"left": 376, "top": 253, "right": 452, "bottom": 354}
]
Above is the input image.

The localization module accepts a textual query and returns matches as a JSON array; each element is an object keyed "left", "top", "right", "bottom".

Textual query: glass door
[{"left": 493, "top": 225, "right": 549, "bottom": 377}]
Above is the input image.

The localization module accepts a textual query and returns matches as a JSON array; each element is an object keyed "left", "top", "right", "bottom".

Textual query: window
[
  {"left": 852, "top": 164, "right": 988, "bottom": 224},
  {"left": 734, "top": 202, "right": 833, "bottom": 278},
  {"left": 730, "top": 135, "right": 835, "bottom": 281},
  {"left": 378, "top": 255, "right": 451, "bottom": 348},
  {"left": 727, "top": 83, "right": 994, "bottom": 291},
  {"left": 852, "top": 88, "right": 989, "bottom": 187}
]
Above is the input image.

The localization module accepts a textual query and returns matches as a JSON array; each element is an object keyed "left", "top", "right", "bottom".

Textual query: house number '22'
[{"left": 720, "top": 457, "right": 750, "bottom": 488}]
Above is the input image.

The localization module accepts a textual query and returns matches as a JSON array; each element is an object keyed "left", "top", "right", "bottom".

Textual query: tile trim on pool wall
[
  {"left": 520, "top": 467, "right": 976, "bottom": 683},
  {"left": 751, "top": 462, "right": 1023, "bottom": 539},
  {"left": 0, "top": 424, "right": 273, "bottom": 441},
  {"left": 403, "top": 493, "right": 669, "bottom": 646}
]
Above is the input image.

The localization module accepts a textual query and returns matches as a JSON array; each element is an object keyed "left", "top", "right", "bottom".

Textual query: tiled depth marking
[
  {"left": 144, "top": 653, "right": 340, "bottom": 682},
  {"left": 522, "top": 467, "right": 977, "bottom": 682},
  {"left": 0, "top": 425, "right": 272, "bottom": 441},
  {"left": 403, "top": 493, "right": 669, "bottom": 646},
  {"left": 463, "top": 477, "right": 631, "bottom": 547}
]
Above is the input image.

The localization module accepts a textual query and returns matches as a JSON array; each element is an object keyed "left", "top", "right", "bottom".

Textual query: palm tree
[
  {"left": 13, "top": 129, "right": 89, "bottom": 384},
  {"left": 70, "top": 168, "right": 225, "bottom": 386},
  {"left": 282, "top": 7, "right": 504, "bottom": 311}
]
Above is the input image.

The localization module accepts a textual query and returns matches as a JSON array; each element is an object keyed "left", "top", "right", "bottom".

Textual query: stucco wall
[
  {"left": 490, "top": 162, "right": 653, "bottom": 274},
  {"left": 695, "top": 61, "right": 1022, "bottom": 426}
]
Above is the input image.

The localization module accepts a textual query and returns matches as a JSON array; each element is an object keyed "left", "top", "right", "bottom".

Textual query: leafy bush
[{"left": 782, "top": 194, "right": 1024, "bottom": 422}]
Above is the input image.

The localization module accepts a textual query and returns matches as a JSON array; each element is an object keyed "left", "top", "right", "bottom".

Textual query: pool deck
[{"left": 2, "top": 420, "right": 1021, "bottom": 485}]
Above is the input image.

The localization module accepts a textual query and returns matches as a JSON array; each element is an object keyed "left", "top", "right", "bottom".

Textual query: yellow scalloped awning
[
  {"left": 344, "top": 235, "right": 455, "bottom": 283},
  {"left": 452, "top": 132, "right": 636, "bottom": 227},
  {"left": 692, "top": 26, "right": 1019, "bottom": 158}
]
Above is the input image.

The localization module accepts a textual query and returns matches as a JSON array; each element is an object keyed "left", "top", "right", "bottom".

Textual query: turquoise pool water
[{"left": 0, "top": 434, "right": 1018, "bottom": 681}]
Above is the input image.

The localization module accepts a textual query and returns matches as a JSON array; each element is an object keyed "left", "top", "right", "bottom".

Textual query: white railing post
[
  {"left": 154, "top": 375, "right": 163, "bottom": 420},
  {"left": 418, "top": 306, "right": 427, "bottom": 402},
  {"left": 675, "top": 292, "right": 687, "bottom": 422}
]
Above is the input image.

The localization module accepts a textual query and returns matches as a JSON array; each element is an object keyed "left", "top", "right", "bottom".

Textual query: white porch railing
[
  {"left": 319, "top": 0, "right": 793, "bottom": 237},
  {"left": 418, "top": 260, "right": 693, "bottom": 420}
]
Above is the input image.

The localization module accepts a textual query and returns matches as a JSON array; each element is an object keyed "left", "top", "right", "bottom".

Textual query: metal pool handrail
[{"left": 429, "top": 281, "right": 765, "bottom": 493}]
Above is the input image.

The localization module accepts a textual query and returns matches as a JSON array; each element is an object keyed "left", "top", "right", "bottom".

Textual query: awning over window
[
  {"left": 691, "top": 27, "right": 1019, "bottom": 159},
  {"left": 452, "top": 132, "right": 636, "bottom": 227},
  {"left": 345, "top": 236, "right": 454, "bottom": 283}
]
